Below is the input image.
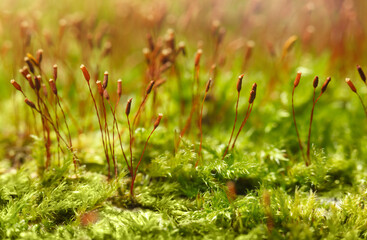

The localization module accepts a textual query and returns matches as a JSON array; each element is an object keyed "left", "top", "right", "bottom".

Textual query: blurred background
[{"left": 0, "top": 0, "right": 366, "bottom": 166}]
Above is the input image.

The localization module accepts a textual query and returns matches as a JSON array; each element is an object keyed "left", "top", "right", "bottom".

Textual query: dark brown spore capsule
[
  {"left": 117, "top": 79, "right": 122, "bottom": 97},
  {"left": 24, "top": 57, "right": 35, "bottom": 74},
  {"left": 96, "top": 81, "right": 103, "bottom": 96},
  {"left": 357, "top": 65, "right": 366, "bottom": 83},
  {"left": 154, "top": 113, "right": 163, "bottom": 129},
  {"left": 49, "top": 79, "right": 57, "bottom": 95},
  {"left": 345, "top": 78, "right": 357, "bottom": 93},
  {"left": 146, "top": 80, "right": 155, "bottom": 94},
  {"left": 125, "top": 98, "right": 132, "bottom": 116},
  {"left": 25, "top": 98, "right": 36, "bottom": 109},
  {"left": 35, "top": 76, "right": 41, "bottom": 91},
  {"left": 103, "top": 89, "right": 110, "bottom": 100},
  {"left": 313, "top": 76, "right": 319, "bottom": 88},
  {"left": 19, "top": 68, "right": 27, "bottom": 79},
  {"left": 251, "top": 82, "right": 257, "bottom": 92},
  {"left": 22, "top": 66, "right": 30, "bottom": 77},
  {"left": 294, "top": 72, "right": 301, "bottom": 87},
  {"left": 53, "top": 64, "right": 58, "bottom": 81},
  {"left": 103, "top": 71, "right": 108, "bottom": 89},
  {"left": 249, "top": 83, "right": 257, "bottom": 103},
  {"left": 249, "top": 90, "right": 256, "bottom": 104},
  {"left": 26, "top": 74, "right": 35, "bottom": 89},
  {"left": 321, "top": 77, "right": 331, "bottom": 93},
  {"left": 10, "top": 79, "right": 22, "bottom": 92},
  {"left": 36, "top": 49, "right": 43, "bottom": 65},
  {"left": 80, "top": 65, "right": 90, "bottom": 82},
  {"left": 237, "top": 74, "right": 244, "bottom": 92},
  {"left": 205, "top": 79, "right": 212, "bottom": 92}
]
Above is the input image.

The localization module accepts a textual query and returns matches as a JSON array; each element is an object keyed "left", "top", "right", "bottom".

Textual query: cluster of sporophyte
[
  {"left": 80, "top": 64, "right": 162, "bottom": 197},
  {"left": 11, "top": 50, "right": 77, "bottom": 172},
  {"left": 344, "top": 65, "right": 367, "bottom": 118},
  {"left": 291, "top": 72, "right": 331, "bottom": 166}
]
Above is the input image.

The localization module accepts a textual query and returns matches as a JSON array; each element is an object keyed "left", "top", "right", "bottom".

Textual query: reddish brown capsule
[
  {"left": 103, "top": 89, "right": 110, "bottom": 100},
  {"left": 294, "top": 72, "right": 301, "bottom": 87},
  {"left": 49, "top": 79, "right": 57, "bottom": 95},
  {"left": 19, "top": 68, "right": 28, "bottom": 80},
  {"left": 251, "top": 82, "right": 257, "bottom": 92},
  {"left": 103, "top": 71, "right": 108, "bottom": 89},
  {"left": 249, "top": 90, "right": 256, "bottom": 104},
  {"left": 313, "top": 76, "right": 319, "bottom": 88},
  {"left": 53, "top": 64, "right": 58, "bottom": 81},
  {"left": 146, "top": 80, "right": 155, "bottom": 95},
  {"left": 125, "top": 98, "right": 132, "bottom": 116},
  {"left": 205, "top": 79, "right": 212, "bottom": 92},
  {"left": 26, "top": 74, "right": 35, "bottom": 89},
  {"left": 25, "top": 98, "right": 36, "bottom": 109},
  {"left": 321, "top": 77, "right": 331, "bottom": 93},
  {"left": 35, "top": 75, "right": 41, "bottom": 91},
  {"left": 345, "top": 78, "right": 357, "bottom": 93},
  {"left": 24, "top": 57, "right": 34, "bottom": 74},
  {"left": 36, "top": 49, "right": 43, "bottom": 65},
  {"left": 237, "top": 74, "right": 244, "bottom": 92},
  {"left": 22, "top": 66, "right": 30, "bottom": 77},
  {"left": 80, "top": 64, "right": 90, "bottom": 82},
  {"left": 195, "top": 49, "right": 202, "bottom": 67},
  {"left": 10, "top": 79, "right": 22, "bottom": 92},
  {"left": 154, "top": 113, "right": 163, "bottom": 129},
  {"left": 117, "top": 79, "right": 122, "bottom": 98},
  {"left": 357, "top": 65, "right": 366, "bottom": 83},
  {"left": 96, "top": 81, "right": 103, "bottom": 96},
  {"left": 249, "top": 83, "right": 257, "bottom": 103}
]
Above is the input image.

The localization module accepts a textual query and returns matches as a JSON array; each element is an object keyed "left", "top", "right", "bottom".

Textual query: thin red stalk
[
  {"left": 196, "top": 91, "right": 208, "bottom": 168},
  {"left": 132, "top": 94, "right": 148, "bottom": 128},
  {"left": 58, "top": 96, "right": 82, "bottom": 133},
  {"left": 30, "top": 106, "right": 75, "bottom": 164},
  {"left": 87, "top": 83, "right": 110, "bottom": 179},
  {"left": 194, "top": 65, "right": 201, "bottom": 128},
  {"left": 223, "top": 91, "right": 240, "bottom": 159},
  {"left": 54, "top": 99, "right": 61, "bottom": 166},
  {"left": 176, "top": 61, "right": 200, "bottom": 149},
  {"left": 36, "top": 91, "right": 50, "bottom": 169},
  {"left": 130, "top": 128, "right": 155, "bottom": 196},
  {"left": 36, "top": 84, "right": 76, "bottom": 168},
  {"left": 127, "top": 117, "right": 134, "bottom": 178},
  {"left": 292, "top": 86, "right": 306, "bottom": 164},
  {"left": 100, "top": 96, "right": 114, "bottom": 178},
  {"left": 357, "top": 93, "right": 367, "bottom": 118},
  {"left": 231, "top": 103, "right": 252, "bottom": 149},
  {"left": 112, "top": 96, "right": 121, "bottom": 167},
  {"left": 107, "top": 100, "right": 131, "bottom": 177},
  {"left": 306, "top": 90, "right": 320, "bottom": 165},
  {"left": 176, "top": 102, "right": 196, "bottom": 150},
  {"left": 57, "top": 97, "right": 76, "bottom": 172}
]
